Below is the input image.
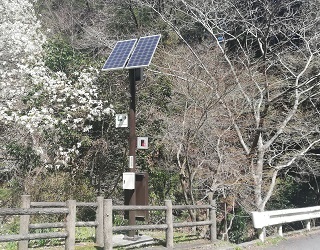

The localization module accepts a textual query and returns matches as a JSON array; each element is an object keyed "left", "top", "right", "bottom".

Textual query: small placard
[
  {"left": 129, "top": 156, "right": 134, "bottom": 168},
  {"left": 137, "top": 137, "right": 148, "bottom": 149},
  {"left": 115, "top": 114, "right": 128, "bottom": 128}
]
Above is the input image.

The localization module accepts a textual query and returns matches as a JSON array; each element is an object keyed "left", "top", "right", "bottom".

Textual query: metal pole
[{"left": 128, "top": 68, "right": 136, "bottom": 238}]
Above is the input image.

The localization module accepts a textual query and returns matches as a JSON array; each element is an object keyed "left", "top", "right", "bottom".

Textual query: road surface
[
  {"left": 255, "top": 230, "right": 320, "bottom": 250},
  {"left": 156, "top": 229, "right": 320, "bottom": 250}
]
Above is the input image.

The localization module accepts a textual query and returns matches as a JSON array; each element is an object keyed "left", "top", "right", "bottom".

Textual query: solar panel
[
  {"left": 102, "top": 39, "right": 137, "bottom": 71},
  {"left": 125, "top": 34, "right": 161, "bottom": 69}
]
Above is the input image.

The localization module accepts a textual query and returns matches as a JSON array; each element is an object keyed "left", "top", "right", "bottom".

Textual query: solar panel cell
[
  {"left": 102, "top": 39, "right": 137, "bottom": 71},
  {"left": 125, "top": 35, "right": 161, "bottom": 69}
]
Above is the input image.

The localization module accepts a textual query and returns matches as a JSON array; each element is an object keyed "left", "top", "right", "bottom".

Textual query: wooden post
[
  {"left": 209, "top": 199, "right": 217, "bottom": 242},
  {"left": 104, "top": 199, "right": 113, "bottom": 250},
  {"left": 65, "top": 200, "right": 76, "bottom": 250},
  {"left": 95, "top": 196, "right": 104, "bottom": 247},
  {"left": 19, "top": 195, "right": 31, "bottom": 250},
  {"left": 165, "top": 200, "right": 173, "bottom": 249}
]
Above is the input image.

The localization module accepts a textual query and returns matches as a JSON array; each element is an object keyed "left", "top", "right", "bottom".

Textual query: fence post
[
  {"left": 104, "top": 199, "right": 113, "bottom": 250},
  {"left": 96, "top": 196, "right": 104, "bottom": 247},
  {"left": 19, "top": 195, "right": 31, "bottom": 250},
  {"left": 165, "top": 200, "right": 173, "bottom": 249},
  {"left": 65, "top": 200, "right": 76, "bottom": 250},
  {"left": 306, "top": 220, "right": 311, "bottom": 231},
  {"left": 209, "top": 199, "right": 217, "bottom": 242},
  {"left": 258, "top": 228, "right": 265, "bottom": 242},
  {"left": 277, "top": 225, "right": 283, "bottom": 237}
]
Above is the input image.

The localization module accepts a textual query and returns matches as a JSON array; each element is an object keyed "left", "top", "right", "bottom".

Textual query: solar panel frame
[
  {"left": 102, "top": 39, "right": 137, "bottom": 71},
  {"left": 125, "top": 34, "right": 161, "bottom": 69}
]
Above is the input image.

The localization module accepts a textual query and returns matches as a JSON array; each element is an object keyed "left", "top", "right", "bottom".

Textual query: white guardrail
[{"left": 251, "top": 206, "right": 320, "bottom": 241}]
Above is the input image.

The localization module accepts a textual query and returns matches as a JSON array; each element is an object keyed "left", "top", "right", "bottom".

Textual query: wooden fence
[
  {"left": 0, "top": 196, "right": 217, "bottom": 250},
  {"left": 106, "top": 199, "right": 217, "bottom": 250},
  {"left": 0, "top": 195, "right": 104, "bottom": 250}
]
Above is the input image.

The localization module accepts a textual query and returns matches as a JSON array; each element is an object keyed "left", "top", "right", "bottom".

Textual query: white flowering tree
[{"left": 0, "top": 0, "right": 114, "bottom": 184}]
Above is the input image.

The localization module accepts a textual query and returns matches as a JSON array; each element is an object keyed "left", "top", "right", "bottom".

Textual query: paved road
[
  {"left": 167, "top": 229, "right": 320, "bottom": 250},
  {"left": 257, "top": 230, "right": 320, "bottom": 250},
  {"left": 110, "top": 230, "right": 320, "bottom": 250}
]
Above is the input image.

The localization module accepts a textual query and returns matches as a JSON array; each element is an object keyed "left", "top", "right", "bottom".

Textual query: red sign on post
[{"left": 137, "top": 137, "right": 148, "bottom": 149}]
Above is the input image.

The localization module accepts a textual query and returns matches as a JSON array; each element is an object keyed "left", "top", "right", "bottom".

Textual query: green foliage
[
  {"left": 0, "top": 217, "right": 19, "bottom": 250},
  {"left": 0, "top": 187, "right": 11, "bottom": 202},
  {"left": 266, "top": 175, "right": 301, "bottom": 210},
  {"left": 6, "top": 143, "right": 41, "bottom": 172},
  {"left": 180, "top": 21, "right": 209, "bottom": 44},
  {"left": 173, "top": 232, "right": 201, "bottom": 243},
  {"left": 22, "top": 83, "right": 46, "bottom": 107},
  {"left": 29, "top": 172, "right": 96, "bottom": 202},
  {"left": 0, "top": 185, "right": 21, "bottom": 208},
  {"left": 149, "top": 168, "right": 180, "bottom": 203},
  {"left": 5, "top": 218, "right": 19, "bottom": 234},
  {"left": 228, "top": 208, "right": 251, "bottom": 244},
  {"left": 234, "top": 247, "right": 243, "bottom": 250},
  {"left": 1, "top": 180, "right": 23, "bottom": 207},
  {"left": 108, "top": 3, "right": 155, "bottom": 34},
  {"left": 29, "top": 228, "right": 62, "bottom": 247},
  {"left": 28, "top": 227, "right": 95, "bottom": 247},
  {"left": 44, "top": 37, "right": 90, "bottom": 75},
  {"left": 268, "top": 173, "right": 320, "bottom": 210},
  {"left": 1, "top": 242, "right": 17, "bottom": 250},
  {"left": 113, "top": 213, "right": 127, "bottom": 227},
  {"left": 140, "top": 75, "right": 172, "bottom": 112},
  {"left": 75, "top": 227, "right": 95, "bottom": 242},
  {"left": 5, "top": 143, "right": 41, "bottom": 194},
  {"left": 77, "top": 206, "right": 96, "bottom": 222}
]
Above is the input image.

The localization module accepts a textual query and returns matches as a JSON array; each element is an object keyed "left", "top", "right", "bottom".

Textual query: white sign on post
[
  {"left": 129, "top": 156, "right": 134, "bottom": 169},
  {"left": 115, "top": 114, "right": 128, "bottom": 128}
]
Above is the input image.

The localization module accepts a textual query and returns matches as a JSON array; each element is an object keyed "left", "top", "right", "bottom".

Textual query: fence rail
[
  {"left": 0, "top": 232, "right": 68, "bottom": 242},
  {"left": 0, "top": 196, "right": 217, "bottom": 250},
  {"left": 0, "top": 208, "right": 69, "bottom": 215},
  {"left": 31, "top": 202, "right": 66, "bottom": 207}
]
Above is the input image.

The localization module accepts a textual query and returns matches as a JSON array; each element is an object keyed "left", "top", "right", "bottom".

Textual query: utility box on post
[
  {"left": 124, "top": 172, "right": 149, "bottom": 221},
  {"left": 123, "top": 172, "right": 135, "bottom": 190}
]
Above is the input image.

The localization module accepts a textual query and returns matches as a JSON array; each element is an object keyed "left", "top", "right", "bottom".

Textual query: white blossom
[{"left": 0, "top": 0, "right": 115, "bottom": 166}]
